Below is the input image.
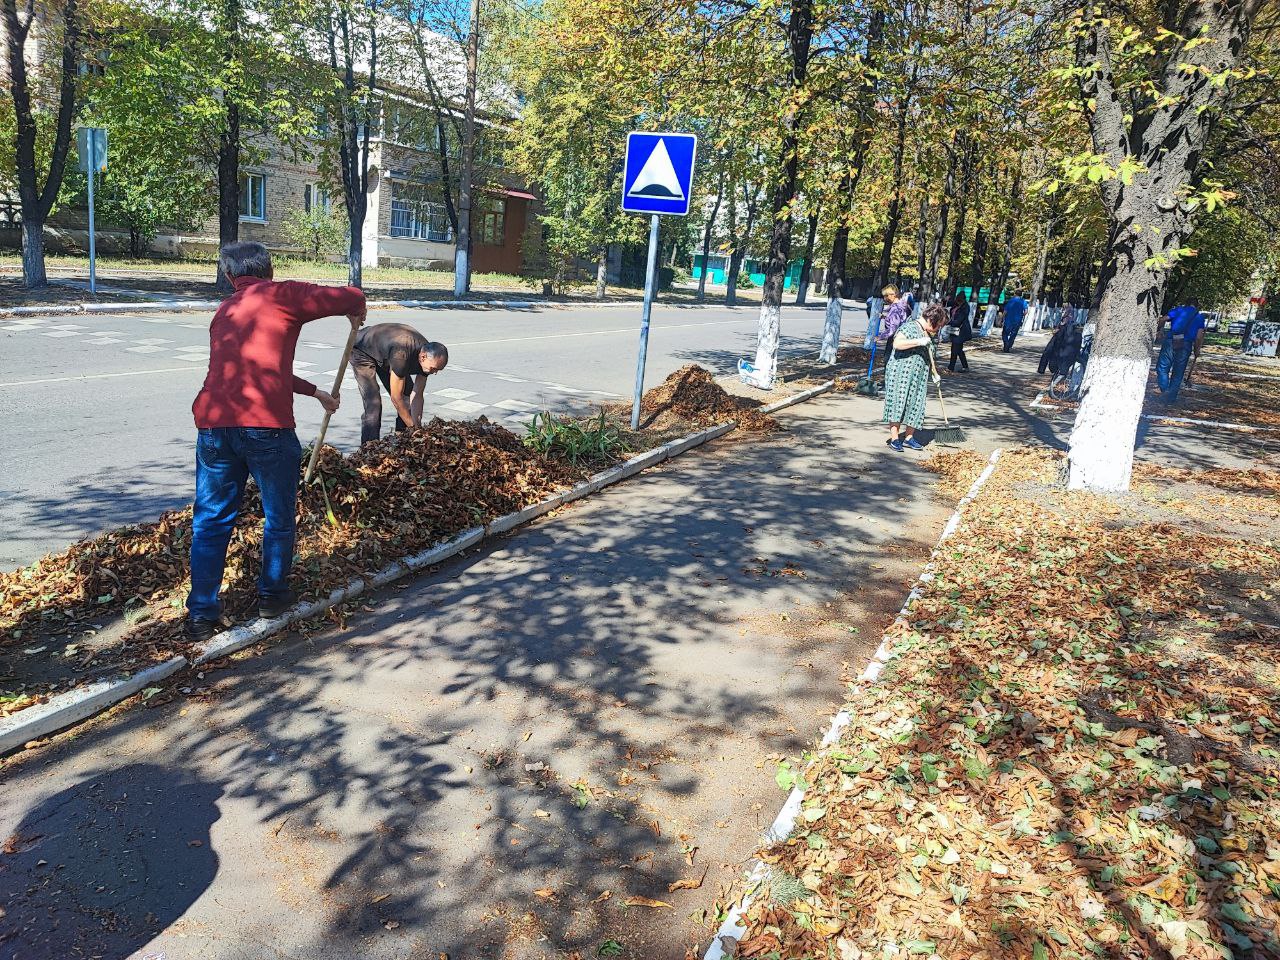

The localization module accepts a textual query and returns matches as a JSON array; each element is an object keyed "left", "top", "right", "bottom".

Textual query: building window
[
  {"left": 389, "top": 183, "right": 452, "bottom": 242},
  {"left": 304, "top": 184, "right": 332, "bottom": 215},
  {"left": 477, "top": 196, "right": 505, "bottom": 246},
  {"left": 240, "top": 173, "right": 266, "bottom": 221}
]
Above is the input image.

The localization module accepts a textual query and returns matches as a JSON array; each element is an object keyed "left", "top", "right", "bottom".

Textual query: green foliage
[
  {"left": 522, "top": 411, "right": 628, "bottom": 465},
  {"left": 282, "top": 207, "right": 349, "bottom": 261}
]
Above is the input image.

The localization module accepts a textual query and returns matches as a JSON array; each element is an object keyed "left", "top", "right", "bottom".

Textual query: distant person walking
[
  {"left": 882, "top": 304, "right": 944, "bottom": 452},
  {"left": 1157, "top": 301, "right": 1206, "bottom": 403},
  {"left": 1000, "top": 291, "right": 1029, "bottom": 352},
  {"left": 186, "top": 242, "right": 365, "bottom": 640},
  {"left": 947, "top": 293, "right": 972, "bottom": 372},
  {"left": 351, "top": 323, "right": 450, "bottom": 444}
]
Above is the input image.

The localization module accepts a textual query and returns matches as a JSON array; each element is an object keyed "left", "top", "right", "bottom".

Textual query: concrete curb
[
  {"left": 0, "top": 418, "right": 743, "bottom": 755},
  {"left": 0, "top": 656, "right": 187, "bottom": 756},
  {"left": 703, "top": 449, "right": 1005, "bottom": 960}
]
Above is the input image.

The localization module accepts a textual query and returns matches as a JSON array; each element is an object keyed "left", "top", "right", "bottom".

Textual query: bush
[{"left": 283, "top": 208, "right": 348, "bottom": 261}]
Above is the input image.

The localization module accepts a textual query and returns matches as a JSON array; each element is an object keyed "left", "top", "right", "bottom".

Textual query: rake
[{"left": 927, "top": 350, "right": 967, "bottom": 445}]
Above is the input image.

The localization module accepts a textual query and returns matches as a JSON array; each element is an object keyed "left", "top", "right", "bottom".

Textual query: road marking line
[
  {"left": 126, "top": 345, "right": 167, "bottom": 354},
  {"left": 85, "top": 337, "right": 123, "bottom": 345},
  {"left": 41, "top": 330, "right": 79, "bottom": 338},
  {"left": 0, "top": 366, "right": 204, "bottom": 387},
  {"left": 440, "top": 398, "right": 488, "bottom": 414},
  {"left": 493, "top": 398, "right": 536, "bottom": 411}
]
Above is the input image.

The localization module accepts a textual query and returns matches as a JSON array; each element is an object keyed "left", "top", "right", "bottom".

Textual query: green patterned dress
[{"left": 881, "top": 318, "right": 931, "bottom": 428}]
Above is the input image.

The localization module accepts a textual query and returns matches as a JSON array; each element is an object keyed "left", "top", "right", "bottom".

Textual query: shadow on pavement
[
  {"left": 0, "top": 399, "right": 943, "bottom": 959},
  {"left": 0, "top": 763, "right": 222, "bottom": 958}
]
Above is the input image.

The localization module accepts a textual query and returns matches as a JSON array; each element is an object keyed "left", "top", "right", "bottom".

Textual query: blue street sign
[{"left": 621, "top": 132, "right": 697, "bottom": 217}]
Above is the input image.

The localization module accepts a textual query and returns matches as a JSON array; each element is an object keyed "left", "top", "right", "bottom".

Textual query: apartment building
[{"left": 3, "top": 8, "right": 540, "bottom": 277}]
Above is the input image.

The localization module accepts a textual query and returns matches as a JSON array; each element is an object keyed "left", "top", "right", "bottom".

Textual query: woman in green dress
[{"left": 882, "top": 304, "right": 944, "bottom": 452}]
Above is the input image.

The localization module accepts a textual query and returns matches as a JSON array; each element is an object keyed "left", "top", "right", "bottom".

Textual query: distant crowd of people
[{"left": 872, "top": 283, "right": 1208, "bottom": 451}]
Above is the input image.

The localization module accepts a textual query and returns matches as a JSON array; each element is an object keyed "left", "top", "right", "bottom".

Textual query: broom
[
  {"left": 856, "top": 308, "right": 883, "bottom": 396},
  {"left": 303, "top": 322, "right": 361, "bottom": 485},
  {"left": 926, "top": 349, "right": 967, "bottom": 445}
]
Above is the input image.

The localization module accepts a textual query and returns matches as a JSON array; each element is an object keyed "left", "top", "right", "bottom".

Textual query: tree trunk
[
  {"left": 697, "top": 175, "right": 724, "bottom": 302},
  {"left": 20, "top": 220, "right": 46, "bottom": 288},
  {"left": 726, "top": 186, "right": 759, "bottom": 308},
  {"left": 821, "top": 224, "right": 848, "bottom": 364},
  {"left": 943, "top": 137, "right": 976, "bottom": 296},
  {"left": 969, "top": 224, "right": 988, "bottom": 299},
  {"left": 915, "top": 192, "right": 928, "bottom": 288},
  {"left": 1029, "top": 212, "right": 1054, "bottom": 305},
  {"left": 3, "top": 0, "right": 80, "bottom": 289},
  {"left": 795, "top": 208, "right": 818, "bottom": 306},
  {"left": 749, "top": 0, "right": 814, "bottom": 387},
  {"left": 927, "top": 146, "right": 957, "bottom": 301},
  {"left": 594, "top": 245, "right": 608, "bottom": 299},
  {"left": 214, "top": 0, "right": 242, "bottom": 293},
  {"left": 1068, "top": 228, "right": 1160, "bottom": 491}
]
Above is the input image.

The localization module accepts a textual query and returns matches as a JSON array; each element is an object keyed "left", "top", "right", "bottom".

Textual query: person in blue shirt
[
  {"left": 1157, "top": 301, "right": 1206, "bottom": 403},
  {"left": 999, "top": 292, "right": 1029, "bottom": 352}
]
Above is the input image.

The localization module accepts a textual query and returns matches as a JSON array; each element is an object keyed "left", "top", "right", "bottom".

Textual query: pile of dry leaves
[
  {"left": 734, "top": 447, "right": 1280, "bottom": 960},
  {"left": 0, "top": 420, "right": 588, "bottom": 709},
  {"left": 625, "top": 364, "right": 777, "bottom": 433}
]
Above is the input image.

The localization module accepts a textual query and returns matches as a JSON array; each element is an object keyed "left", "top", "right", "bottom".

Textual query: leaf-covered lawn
[{"left": 733, "top": 448, "right": 1280, "bottom": 960}]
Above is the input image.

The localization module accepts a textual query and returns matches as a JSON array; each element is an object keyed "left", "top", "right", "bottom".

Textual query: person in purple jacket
[{"left": 879, "top": 285, "right": 913, "bottom": 341}]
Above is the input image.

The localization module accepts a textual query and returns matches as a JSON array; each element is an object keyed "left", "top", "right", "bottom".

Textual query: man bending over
[{"left": 351, "top": 322, "right": 449, "bottom": 444}]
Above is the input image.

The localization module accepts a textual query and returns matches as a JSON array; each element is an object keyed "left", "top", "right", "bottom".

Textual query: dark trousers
[
  {"left": 1001, "top": 321, "right": 1022, "bottom": 352},
  {"left": 352, "top": 353, "right": 412, "bottom": 444},
  {"left": 949, "top": 338, "right": 969, "bottom": 371},
  {"left": 187, "top": 427, "right": 302, "bottom": 621}
]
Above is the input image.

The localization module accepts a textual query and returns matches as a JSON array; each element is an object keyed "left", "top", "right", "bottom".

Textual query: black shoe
[
  {"left": 184, "top": 617, "right": 225, "bottom": 643},
  {"left": 258, "top": 589, "right": 298, "bottom": 620}
]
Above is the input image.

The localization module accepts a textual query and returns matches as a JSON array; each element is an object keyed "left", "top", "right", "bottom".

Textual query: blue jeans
[
  {"left": 1001, "top": 320, "right": 1022, "bottom": 351},
  {"left": 187, "top": 427, "right": 303, "bottom": 621},
  {"left": 1157, "top": 339, "right": 1193, "bottom": 401}
]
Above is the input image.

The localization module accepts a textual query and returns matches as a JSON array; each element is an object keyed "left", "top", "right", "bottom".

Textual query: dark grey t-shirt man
[{"left": 351, "top": 323, "right": 449, "bottom": 444}]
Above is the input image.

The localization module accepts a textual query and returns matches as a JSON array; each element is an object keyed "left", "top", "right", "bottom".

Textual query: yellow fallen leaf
[
  {"left": 623, "top": 896, "right": 672, "bottom": 909},
  {"left": 534, "top": 809, "right": 551, "bottom": 818},
  {"left": 534, "top": 888, "right": 555, "bottom": 899}
]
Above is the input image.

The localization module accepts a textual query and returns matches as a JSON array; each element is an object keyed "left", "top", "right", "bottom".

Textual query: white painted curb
[
  {"left": 703, "top": 449, "right": 1004, "bottom": 960},
  {"left": 0, "top": 656, "right": 187, "bottom": 756}
]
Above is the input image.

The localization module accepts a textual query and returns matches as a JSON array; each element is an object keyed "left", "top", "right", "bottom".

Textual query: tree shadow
[
  {"left": 0, "top": 762, "right": 222, "bottom": 959},
  {"left": 0, "top": 399, "right": 944, "bottom": 958}
]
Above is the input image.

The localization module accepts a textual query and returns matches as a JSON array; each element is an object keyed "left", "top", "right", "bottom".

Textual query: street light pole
[{"left": 454, "top": 0, "right": 480, "bottom": 299}]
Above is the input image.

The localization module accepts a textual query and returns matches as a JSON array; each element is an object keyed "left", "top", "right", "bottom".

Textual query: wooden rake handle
[{"left": 303, "top": 322, "right": 361, "bottom": 484}]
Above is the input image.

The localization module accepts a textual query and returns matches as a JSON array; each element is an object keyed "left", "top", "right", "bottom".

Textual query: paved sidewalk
[{"left": 0, "top": 391, "right": 956, "bottom": 960}]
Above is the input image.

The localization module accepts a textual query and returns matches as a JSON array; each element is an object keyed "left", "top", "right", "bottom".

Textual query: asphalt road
[{"left": 0, "top": 298, "right": 865, "bottom": 568}]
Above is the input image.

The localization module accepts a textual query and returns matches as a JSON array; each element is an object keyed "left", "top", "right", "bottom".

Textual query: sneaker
[
  {"left": 258, "top": 589, "right": 298, "bottom": 620},
  {"left": 888, "top": 438, "right": 904, "bottom": 453},
  {"left": 183, "top": 617, "right": 225, "bottom": 643},
  {"left": 903, "top": 437, "right": 925, "bottom": 451}
]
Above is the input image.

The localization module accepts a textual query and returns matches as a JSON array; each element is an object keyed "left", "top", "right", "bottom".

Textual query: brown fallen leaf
[
  {"left": 593, "top": 890, "right": 612, "bottom": 903},
  {"left": 371, "top": 893, "right": 391, "bottom": 904},
  {"left": 623, "top": 896, "right": 672, "bottom": 909},
  {"left": 534, "top": 809, "right": 551, "bottom": 818},
  {"left": 668, "top": 865, "right": 709, "bottom": 892},
  {"left": 533, "top": 888, "right": 555, "bottom": 899}
]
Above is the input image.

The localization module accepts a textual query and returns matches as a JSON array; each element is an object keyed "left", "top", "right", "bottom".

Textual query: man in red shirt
[{"left": 186, "top": 241, "right": 366, "bottom": 641}]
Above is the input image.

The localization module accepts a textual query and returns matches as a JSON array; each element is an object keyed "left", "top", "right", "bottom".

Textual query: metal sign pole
[
  {"left": 630, "top": 213, "right": 661, "bottom": 431},
  {"left": 86, "top": 131, "right": 97, "bottom": 296}
]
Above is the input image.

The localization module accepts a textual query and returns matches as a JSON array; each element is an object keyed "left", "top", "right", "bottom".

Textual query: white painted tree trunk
[
  {"left": 751, "top": 300, "right": 782, "bottom": 388},
  {"left": 819, "top": 294, "right": 841, "bottom": 364},
  {"left": 1067, "top": 354, "right": 1149, "bottom": 491},
  {"left": 864, "top": 297, "right": 883, "bottom": 348},
  {"left": 979, "top": 304, "right": 998, "bottom": 336}
]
